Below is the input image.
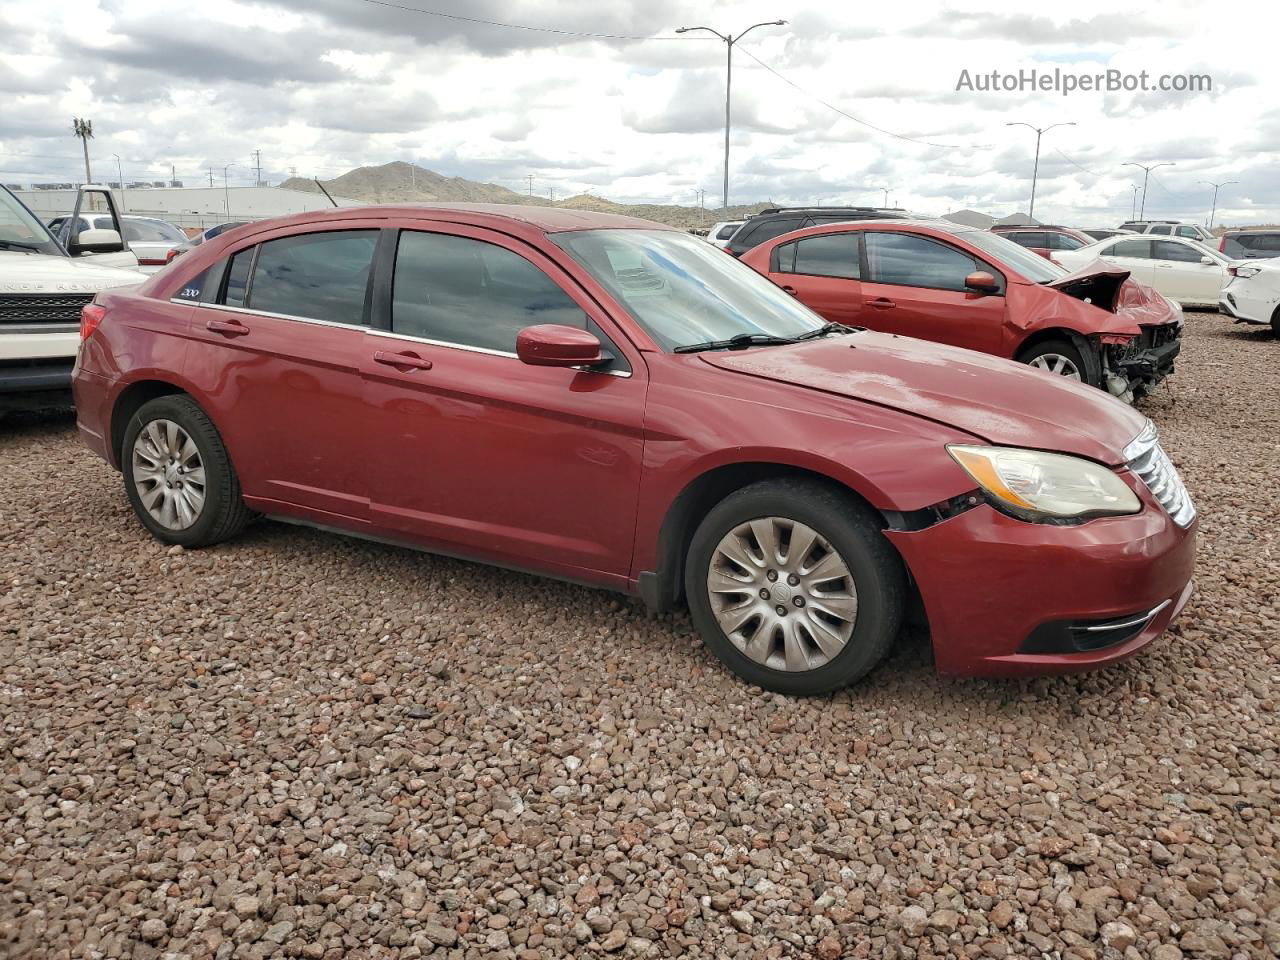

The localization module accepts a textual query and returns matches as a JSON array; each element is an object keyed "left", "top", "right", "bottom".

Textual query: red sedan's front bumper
[{"left": 886, "top": 488, "right": 1196, "bottom": 677}]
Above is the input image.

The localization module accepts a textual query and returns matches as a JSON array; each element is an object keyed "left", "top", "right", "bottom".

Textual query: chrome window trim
[
  {"left": 170, "top": 299, "right": 367, "bottom": 331},
  {"left": 368, "top": 327, "right": 632, "bottom": 378}
]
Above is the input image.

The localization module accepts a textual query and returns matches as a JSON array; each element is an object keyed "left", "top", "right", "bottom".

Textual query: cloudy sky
[{"left": 2, "top": 0, "right": 1276, "bottom": 225}]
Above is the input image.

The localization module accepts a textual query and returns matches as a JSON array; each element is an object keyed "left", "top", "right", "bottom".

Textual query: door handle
[
  {"left": 373, "top": 350, "right": 433, "bottom": 371},
  {"left": 206, "top": 318, "right": 249, "bottom": 336},
  {"left": 868, "top": 297, "right": 896, "bottom": 309},
  {"left": 781, "top": 284, "right": 799, "bottom": 296}
]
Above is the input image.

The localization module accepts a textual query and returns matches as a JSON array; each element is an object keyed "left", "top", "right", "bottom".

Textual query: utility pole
[
  {"left": 290, "top": 166, "right": 298, "bottom": 178},
  {"left": 1196, "top": 180, "right": 1238, "bottom": 230},
  {"left": 675, "top": 19, "right": 788, "bottom": 209},
  {"left": 1130, "top": 185, "right": 1139, "bottom": 220},
  {"left": 253, "top": 150, "right": 262, "bottom": 186},
  {"left": 112, "top": 154, "right": 126, "bottom": 211},
  {"left": 1005, "top": 121, "right": 1076, "bottom": 220},
  {"left": 527, "top": 174, "right": 534, "bottom": 196},
  {"left": 72, "top": 118, "right": 93, "bottom": 183},
  {"left": 550, "top": 186, "right": 555, "bottom": 203},
  {"left": 1122, "top": 161, "right": 1175, "bottom": 221},
  {"left": 208, "top": 168, "right": 215, "bottom": 188},
  {"left": 170, "top": 163, "right": 176, "bottom": 185},
  {"left": 223, "top": 162, "right": 237, "bottom": 217}
]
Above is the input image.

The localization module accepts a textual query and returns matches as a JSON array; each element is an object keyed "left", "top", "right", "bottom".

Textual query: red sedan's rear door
[
  {"left": 183, "top": 227, "right": 379, "bottom": 523},
  {"left": 768, "top": 231, "right": 864, "bottom": 325},
  {"left": 859, "top": 231, "right": 1006, "bottom": 355},
  {"left": 360, "top": 225, "right": 647, "bottom": 587}
]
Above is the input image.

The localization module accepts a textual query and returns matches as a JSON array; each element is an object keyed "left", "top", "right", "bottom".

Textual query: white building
[{"left": 15, "top": 185, "right": 361, "bottom": 232}]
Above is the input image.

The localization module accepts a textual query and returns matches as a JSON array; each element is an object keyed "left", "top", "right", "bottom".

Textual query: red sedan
[
  {"left": 740, "top": 219, "right": 1183, "bottom": 402},
  {"left": 72, "top": 205, "right": 1196, "bottom": 694}
]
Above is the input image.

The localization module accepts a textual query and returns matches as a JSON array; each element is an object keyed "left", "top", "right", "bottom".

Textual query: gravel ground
[{"left": 1, "top": 312, "right": 1277, "bottom": 960}]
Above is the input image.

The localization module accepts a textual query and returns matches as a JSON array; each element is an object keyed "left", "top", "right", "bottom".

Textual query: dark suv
[
  {"left": 725, "top": 206, "right": 906, "bottom": 257},
  {"left": 1219, "top": 230, "right": 1280, "bottom": 260}
]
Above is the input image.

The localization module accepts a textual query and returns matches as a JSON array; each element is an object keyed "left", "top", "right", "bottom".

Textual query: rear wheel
[
  {"left": 1018, "top": 339, "right": 1100, "bottom": 388},
  {"left": 685, "top": 478, "right": 906, "bottom": 695},
  {"left": 122, "top": 395, "right": 252, "bottom": 547}
]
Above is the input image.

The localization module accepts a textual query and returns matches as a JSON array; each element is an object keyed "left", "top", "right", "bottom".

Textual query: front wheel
[
  {"left": 1271, "top": 305, "right": 1280, "bottom": 338},
  {"left": 684, "top": 479, "right": 906, "bottom": 695},
  {"left": 1018, "top": 339, "right": 1101, "bottom": 388},
  {"left": 122, "top": 395, "right": 252, "bottom": 547}
]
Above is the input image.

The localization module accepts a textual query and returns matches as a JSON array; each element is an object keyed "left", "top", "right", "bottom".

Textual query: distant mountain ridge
[{"left": 279, "top": 161, "right": 771, "bottom": 230}]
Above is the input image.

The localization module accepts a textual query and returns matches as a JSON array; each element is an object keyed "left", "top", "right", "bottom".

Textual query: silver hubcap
[
  {"left": 132, "top": 419, "right": 206, "bottom": 530},
  {"left": 707, "top": 517, "right": 858, "bottom": 672},
  {"left": 1028, "top": 353, "right": 1082, "bottom": 380}
]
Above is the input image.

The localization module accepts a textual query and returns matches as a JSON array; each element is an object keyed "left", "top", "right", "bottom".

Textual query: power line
[
  {"left": 351, "top": 0, "right": 710, "bottom": 41},
  {"left": 735, "top": 45, "right": 994, "bottom": 150},
  {"left": 1053, "top": 148, "right": 1103, "bottom": 179}
]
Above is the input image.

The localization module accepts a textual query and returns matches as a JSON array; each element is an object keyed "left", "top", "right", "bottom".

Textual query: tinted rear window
[
  {"left": 248, "top": 230, "right": 377, "bottom": 325},
  {"left": 734, "top": 217, "right": 804, "bottom": 249},
  {"left": 1223, "top": 232, "right": 1280, "bottom": 258}
]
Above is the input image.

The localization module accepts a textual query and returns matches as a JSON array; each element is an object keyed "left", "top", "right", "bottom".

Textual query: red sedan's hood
[
  {"left": 699, "top": 332, "right": 1147, "bottom": 466},
  {"left": 1040, "top": 262, "right": 1181, "bottom": 329}
]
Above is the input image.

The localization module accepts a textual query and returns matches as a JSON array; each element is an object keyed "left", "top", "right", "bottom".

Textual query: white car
[
  {"left": 1140, "top": 222, "right": 1215, "bottom": 243},
  {"left": 48, "top": 214, "right": 185, "bottom": 274},
  {"left": 1051, "top": 234, "right": 1234, "bottom": 309},
  {"left": 705, "top": 220, "right": 743, "bottom": 249},
  {"left": 1219, "top": 260, "right": 1280, "bottom": 335},
  {"left": 1, "top": 185, "right": 143, "bottom": 412}
]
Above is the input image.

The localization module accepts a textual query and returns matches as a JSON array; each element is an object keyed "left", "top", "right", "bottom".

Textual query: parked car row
[{"left": 71, "top": 203, "right": 1197, "bottom": 695}]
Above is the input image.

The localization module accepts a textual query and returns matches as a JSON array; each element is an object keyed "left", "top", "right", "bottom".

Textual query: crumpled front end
[{"left": 1098, "top": 283, "right": 1184, "bottom": 402}]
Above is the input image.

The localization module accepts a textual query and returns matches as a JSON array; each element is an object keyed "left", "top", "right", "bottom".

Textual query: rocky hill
[{"left": 279, "top": 162, "right": 772, "bottom": 231}]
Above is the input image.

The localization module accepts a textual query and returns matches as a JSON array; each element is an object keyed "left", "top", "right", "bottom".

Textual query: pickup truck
[{"left": 1, "top": 184, "right": 143, "bottom": 412}]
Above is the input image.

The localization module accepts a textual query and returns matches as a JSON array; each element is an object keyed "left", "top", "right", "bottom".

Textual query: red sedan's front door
[
  {"left": 859, "top": 231, "right": 1007, "bottom": 355},
  {"left": 361, "top": 226, "right": 648, "bottom": 587}
]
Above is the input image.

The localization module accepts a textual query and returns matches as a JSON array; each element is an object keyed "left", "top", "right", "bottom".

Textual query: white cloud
[{"left": 0, "top": 0, "right": 1273, "bottom": 223}]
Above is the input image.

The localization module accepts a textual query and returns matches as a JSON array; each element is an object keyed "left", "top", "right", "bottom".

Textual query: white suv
[
  {"left": 1, "top": 185, "right": 143, "bottom": 412},
  {"left": 1141, "top": 222, "right": 1215, "bottom": 243}
]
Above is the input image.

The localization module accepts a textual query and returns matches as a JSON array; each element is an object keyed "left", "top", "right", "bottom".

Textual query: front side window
[
  {"left": 864, "top": 232, "right": 979, "bottom": 291},
  {"left": 553, "top": 229, "right": 824, "bottom": 350},
  {"left": 1108, "top": 238, "right": 1152, "bottom": 259},
  {"left": 247, "top": 230, "right": 377, "bottom": 324},
  {"left": 790, "top": 232, "right": 860, "bottom": 279},
  {"left": 1153, "top": 240, "right": 1206, "bottom": 263},
  {"left": 392, "top": 231, "right": 583, "bottom": 353},
  {"left": 1148, "top": 225, "right": 1171, "bottom": 235}
]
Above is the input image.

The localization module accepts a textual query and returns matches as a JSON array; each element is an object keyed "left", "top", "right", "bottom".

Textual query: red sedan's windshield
[
  {"left": 553, "top": 229, "right": 826, "bottom": 350},
  {"left": 962, "top": 229, "right": 1068, "bottom": 283}
]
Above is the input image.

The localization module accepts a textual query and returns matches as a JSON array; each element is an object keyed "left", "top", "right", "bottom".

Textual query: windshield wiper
[
  {"left": 791, "top": 322, "right": 862, "bottom": 341},
  {"left": 0, "top": 239, "right": 43, "bottom": 252},
  {"left": 674, "top": 323, "right": 861, "bottom": 353},
  {"left": 674, "top": 332, "right": 801, "bottom": 354}
]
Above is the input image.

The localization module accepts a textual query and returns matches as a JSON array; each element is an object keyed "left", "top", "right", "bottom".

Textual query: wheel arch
[
  {"left": 638, "top": 461, "right": 891, "bottom": 614},
  {"left": 1014, "top": 327, "right": 1103, "bottom": 385},
  {"left": 110, "top": 380, "right": 190, "bottom": 467}
]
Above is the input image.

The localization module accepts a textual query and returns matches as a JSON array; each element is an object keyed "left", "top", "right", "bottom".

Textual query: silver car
[{"left": 47, "top": 214, "right": 188, "bottom": 274}]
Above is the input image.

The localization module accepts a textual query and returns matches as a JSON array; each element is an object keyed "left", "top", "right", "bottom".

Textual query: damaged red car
[
  {"left": 740, "top": 219, "right": 1183, "bottom": 402},
  {"left": 73, "top": 205, "right": 1195, "bottom": 695}
]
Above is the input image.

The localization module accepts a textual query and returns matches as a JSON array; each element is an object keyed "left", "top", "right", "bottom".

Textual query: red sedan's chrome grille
[
  {"left": 1124, "top": 422, "right": 1196, "bottom": 528},
  {"left": 0, "top": 293, "right": 96, "bottom": 326}
]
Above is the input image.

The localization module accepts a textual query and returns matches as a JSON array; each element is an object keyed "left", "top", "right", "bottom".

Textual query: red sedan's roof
[{"left": 229, "top": 202, "right": 670, "bottom": 242}]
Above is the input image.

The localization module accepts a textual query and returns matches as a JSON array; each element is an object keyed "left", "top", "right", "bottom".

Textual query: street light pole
[
  {"left": 676, "top": 19, "right": 787, "bottom": 210},
  {"left": 223, "top": 162, "right": 238, "bottom": 218},
  {"left": 1005, "top": 121, "right": 1075, "bottom": 221},
  {"left": 1122, "top": 161, "right": 1175, "bottom": 221},
  {"left": 1196, "top": 180, "right": 1238, "bottom": 230}
]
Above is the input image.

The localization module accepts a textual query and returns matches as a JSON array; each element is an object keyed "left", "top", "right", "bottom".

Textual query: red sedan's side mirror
[
  {"left": 964, "top": 271, "right": 1000, "bottom": 294},
  {"left": 516, "top": 324, "right": 606, "bottom": 367}
]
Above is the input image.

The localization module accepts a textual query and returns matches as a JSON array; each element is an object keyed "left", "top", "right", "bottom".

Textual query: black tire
[
  {"left": 1017, "top": 338, "right": 1101, "bottom": 388},
  {"left": 684, "top": 478, "right": 906, "bottom": 695},
  {"left": 121, "top": 394, "right": 252, "bottom": 547},
  {"left": 1271, "top": 305, "right": 1280, "bottom": 338}
]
